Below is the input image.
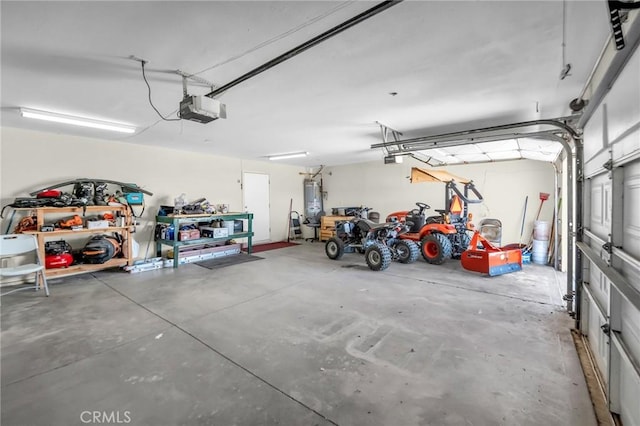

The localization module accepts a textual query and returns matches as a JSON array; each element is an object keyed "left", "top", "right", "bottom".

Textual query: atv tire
[
  {"left": 365, "top": 242, "right": 391, "bottom": 271},
  {"left": 395, "top": 240, "right": 419, "bottom": 264},
  {"left": 325, "top": 237, "right": 345, "bottom": 260},
  {"left": 421, "top": 233, "right": 452, "bottom": 265}
]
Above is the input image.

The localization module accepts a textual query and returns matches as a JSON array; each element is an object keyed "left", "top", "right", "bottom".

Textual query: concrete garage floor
[{"left": 1, "top": 242, "right": 596, "bottom": 426}]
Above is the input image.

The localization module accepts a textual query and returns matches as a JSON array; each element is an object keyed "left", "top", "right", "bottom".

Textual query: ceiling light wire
[{"left": 141, "top": 61, "right": 181, "bottom": 121}]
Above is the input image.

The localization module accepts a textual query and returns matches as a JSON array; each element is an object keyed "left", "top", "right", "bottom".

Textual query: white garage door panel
[
  {"left": 587, "top": 296, "right": 609, "bottom": 383},
  {"left": 620, "top": 359, "right": 640, "bottom": 426},
  {"left": 589, "top": 265, "right": 609, "bottom": 312},
  {"left": 622, "top": 299, "right": 640, "bottom": 365},
  {"left": 583, "top": 105, "right": 604, "bottom": 163},
  {"left": 623, "top": 162, "right": 640, "bottom": 259},
  {"left": 605, "top": 46, "right": 640, "bottom": 146},
  {"left": 584, "top": 149, "right": 611, "bottom": 178},
  {"left": 622, "top": 261, "right": 640, "bottom": 295},
  {"left": 589, "top": 173, "right": 612, "bottom": 240},
  {"left": 581, "top": 34, "right": 639, "bottom": 423},
  {"left": 590, "top": 183, "right": 603, "bottom": 224},
  {"left": 613, "top": 129, "right": 640, "bottom": 164}
]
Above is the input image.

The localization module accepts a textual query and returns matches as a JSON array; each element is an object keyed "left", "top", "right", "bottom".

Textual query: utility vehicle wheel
[
  {"left": 421, "top": 234, "right": 452, "bottom": 265},
  {"left": 325, "top": 237, "right": 345, "bottom": 260},
  {"left": 452, "top": 233, "right": 472, "bottom": 259},
  {"left": 460, "top": 233, "right": 471, "bottom": 250},
  {"left": 395, "top": 240, "right": 419, "bottom": 264},
  {"left": 365, "top": 242, "right": 391, "bottom": 271}
]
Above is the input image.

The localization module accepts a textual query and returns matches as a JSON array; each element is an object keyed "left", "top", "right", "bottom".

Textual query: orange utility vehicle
[{"left": 386, "top": 168, "right": 483, "bottom": 264}]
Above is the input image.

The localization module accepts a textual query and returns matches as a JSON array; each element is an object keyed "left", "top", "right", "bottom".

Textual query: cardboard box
[
  {"left": 179, "top": 229, "right": 201, "bottom": 241},
  {"left": 87, "top": 220, "right": 110, "bottom": 229},
  {"left": 214, "top": 228, "right": 228, "bottom": 238},
  {"left": 199, "top": 226, "right": 228, "bottom": 238}
]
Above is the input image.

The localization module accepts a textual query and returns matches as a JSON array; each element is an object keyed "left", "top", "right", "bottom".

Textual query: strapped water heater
[{"left": 304, "top": 179, "right": 323, "bottom": 219}]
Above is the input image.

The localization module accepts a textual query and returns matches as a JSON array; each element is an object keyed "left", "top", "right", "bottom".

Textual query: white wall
[
  {"left": 0, "top": 127, "right": 558, "bottom": 253},
  {"left": 323, "top": 157, "right": 556, "bottom": 245},
  {"left": 0, "top": 127, "right": 307, "bottom": 258}
]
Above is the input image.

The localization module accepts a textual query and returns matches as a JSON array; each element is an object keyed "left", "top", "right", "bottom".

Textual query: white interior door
[{"left": 243, "top": 172, "right": 270, "bottom": 243}]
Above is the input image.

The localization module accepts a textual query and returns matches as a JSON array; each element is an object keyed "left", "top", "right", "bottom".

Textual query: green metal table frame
[{"left": 155, "top": 212, "right": 254, "bottom": 268}]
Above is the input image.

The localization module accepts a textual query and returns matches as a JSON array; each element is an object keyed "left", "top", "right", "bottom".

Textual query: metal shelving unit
[{"left": 155, "top": 212, "right": 254, "bottom": 268}]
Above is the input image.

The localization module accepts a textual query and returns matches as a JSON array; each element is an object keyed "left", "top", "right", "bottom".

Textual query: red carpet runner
[{"left": 244, "top": 241, "right": 299, "bottom": 253}]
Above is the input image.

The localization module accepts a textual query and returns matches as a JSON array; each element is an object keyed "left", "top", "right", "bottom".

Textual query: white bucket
[
  {"left": 531, "top": 238, "right": 548, "bottom": 264},
  {"left": 533, "top": 221, "right": 551, "bottom": 240},
  {"left": 531, "top": 254, "right": 548, "bottom": 264}
]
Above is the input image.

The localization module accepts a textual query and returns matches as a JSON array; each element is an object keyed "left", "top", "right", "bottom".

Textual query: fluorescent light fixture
[
  {"left": 20, "top": 108, "right": 136, "bottom": 134},
  {"left": 267, "top": 151, "right": 308, "bottom": 161}
]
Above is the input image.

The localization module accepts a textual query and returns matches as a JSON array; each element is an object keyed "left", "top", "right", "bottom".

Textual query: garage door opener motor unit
[{"left": 179, "top": 77, "right": 226, "bottom": 124}]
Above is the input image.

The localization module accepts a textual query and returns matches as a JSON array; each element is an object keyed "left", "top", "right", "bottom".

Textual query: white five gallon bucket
[
  {"left": 531, "top": 238, "right": 549, "bottom": 264},
  {"left": 533, "top": 221, "right": 551, "bottom": 241}
]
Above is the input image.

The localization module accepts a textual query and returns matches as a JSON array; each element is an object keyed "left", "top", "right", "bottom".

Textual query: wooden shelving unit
[
  {"left": 155, "top": 212, "right": 254, "bottom": 268},
  {"left": 21, "top": 205, "right": 134, "bottom": 280},
  {"left": 320, "top": 215, "right": 353, "bottom": 242}
]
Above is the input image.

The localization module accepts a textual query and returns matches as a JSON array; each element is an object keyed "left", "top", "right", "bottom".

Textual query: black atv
[{"left": 325, "top": 215, "right": 419, "bottom": 271}]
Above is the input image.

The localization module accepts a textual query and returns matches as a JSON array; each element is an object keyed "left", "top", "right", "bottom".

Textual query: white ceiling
[{"left": 1, "top": 1, "right": 610, "bottom": 167}]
